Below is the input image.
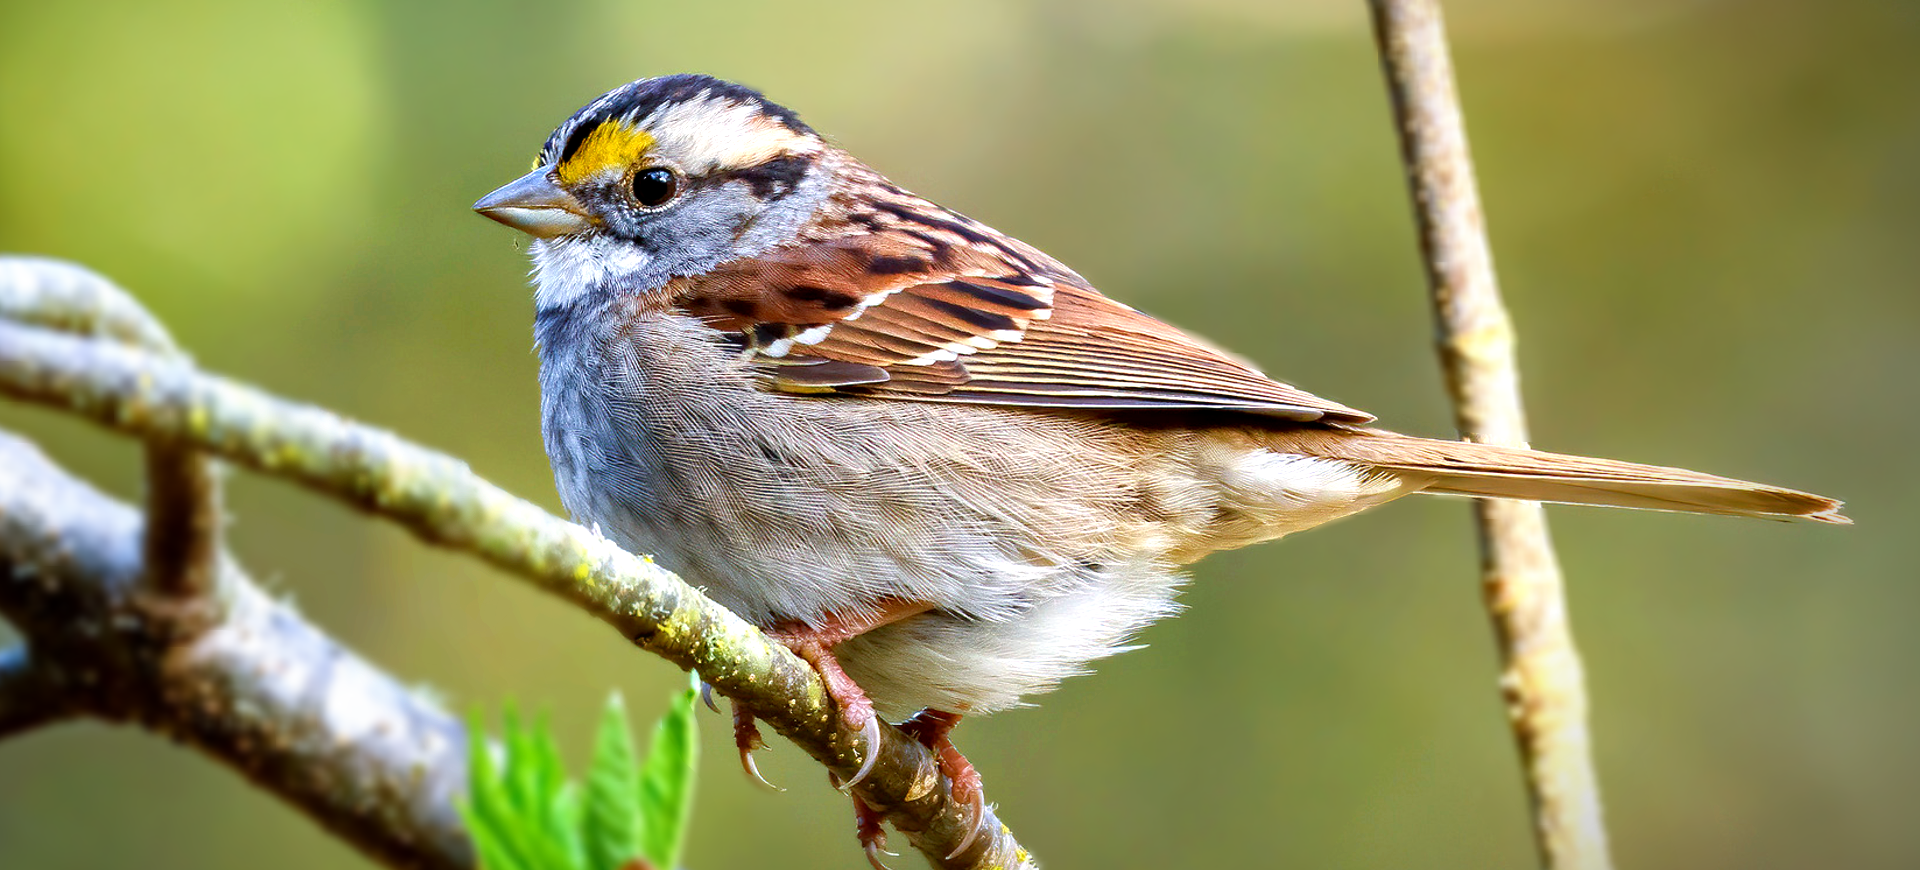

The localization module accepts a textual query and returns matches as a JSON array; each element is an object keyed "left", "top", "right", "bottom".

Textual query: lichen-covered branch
[
  {"left": 0, "top": 258, "right": 1030, "bottom": 870},
  {"left": 0, "top": 433, "right": 472, "bottom": 868},
  {"left": 1366, "top": 3, "right": 1612, "bottom": 869},
  {"left": 0, "top": 258, "right": 180, "bottom": 351},
  {"left": 0, "top": 257, "right": 223, "bottom": 600}
]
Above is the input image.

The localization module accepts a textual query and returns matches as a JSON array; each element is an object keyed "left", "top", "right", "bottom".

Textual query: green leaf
[
  {"left": 637, "top": 688, "right": 700, "bottom": 870},
  {"left": 529, "top": 716, "right": 586, "bottom": 869},
  {"left": 460, "top": 711, "right": 528, "bottom": 870},
  {"left": 460, "top": 691, "right": 699, "bottom": 870},
  {"left": 464, "top": 705, "right": 586, "bottom": 870},
  {"left": 503, "top": 706, "right": 541, "bottom": 815},
  {"left": 583, "top": 692, "right": 644, "bottom": 870},
  {"left": 463, "top": 708, "right": 548, "bottom": 870}
]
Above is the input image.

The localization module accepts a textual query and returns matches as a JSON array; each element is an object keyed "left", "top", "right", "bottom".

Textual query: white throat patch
[{"left": 529, "top": 235, "right": 651, "bottom": 311}]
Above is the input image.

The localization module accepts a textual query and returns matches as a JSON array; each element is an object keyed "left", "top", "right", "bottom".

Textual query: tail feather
[{"left": 1264, "top": 427, "right": 1849, "bottom": 524}]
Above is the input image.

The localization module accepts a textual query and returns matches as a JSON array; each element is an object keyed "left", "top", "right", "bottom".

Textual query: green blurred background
[{"left": 2, "top": 0, "right": 1914, "bottom": 867}]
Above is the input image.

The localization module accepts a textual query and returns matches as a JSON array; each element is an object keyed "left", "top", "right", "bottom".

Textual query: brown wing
[{"left": 673, "top": 198, "right": 1372, "bottom": 424}]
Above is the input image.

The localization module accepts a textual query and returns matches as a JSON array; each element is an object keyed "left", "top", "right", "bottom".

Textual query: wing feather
[{"left": 670, "top": 190, "right": 1371, "bottom": 423}]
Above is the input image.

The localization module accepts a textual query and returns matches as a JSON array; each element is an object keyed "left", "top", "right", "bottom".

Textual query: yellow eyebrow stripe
[{"left": 556, "top": 122, "right": 655, "bottom": 184}]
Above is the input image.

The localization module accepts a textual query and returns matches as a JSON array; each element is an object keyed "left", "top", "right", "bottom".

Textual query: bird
[{"left": 473, "top": 73, "right": 1845, "bottom": 864}]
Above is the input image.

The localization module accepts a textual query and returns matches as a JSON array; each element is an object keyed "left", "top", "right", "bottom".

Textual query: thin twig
[
  {"left": 140, "top": 442, "right": 223, "bottom": 599},
  {"left": 1366, "top": 3, "right": 1612, "bottom": 869},
  {"left": 0, "top": 275, "right": 1030, "bottom": 869}
]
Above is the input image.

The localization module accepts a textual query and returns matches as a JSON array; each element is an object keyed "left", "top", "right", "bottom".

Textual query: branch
[
  {"left": 0, "top": 432, "right": 472, "bottom": 868},
  {"left": 0, "top": 257, "right": 222, "bottom": 600},
  {"left": 1367, "top": 3, "right": 1612, "bottom": 869},
  {"left": 0, "top": 644, "right": 79, "bottom": 737},
  {"left": 0, "top": 259, "right": 1030, "bottom": 870}
]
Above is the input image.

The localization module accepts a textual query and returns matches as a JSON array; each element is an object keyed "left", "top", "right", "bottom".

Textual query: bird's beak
[{"left": 473, "top": 166, "right": 594, "bottom": 238}]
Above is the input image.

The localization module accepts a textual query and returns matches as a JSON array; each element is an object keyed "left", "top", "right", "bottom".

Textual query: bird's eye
[{"left": 631, "top": 167, "right": 679, "bottom": 208}]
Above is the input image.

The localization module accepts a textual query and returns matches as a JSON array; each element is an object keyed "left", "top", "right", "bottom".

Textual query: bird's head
[{"left": 475, "top": 74, "right": 836, "bottom": 310}]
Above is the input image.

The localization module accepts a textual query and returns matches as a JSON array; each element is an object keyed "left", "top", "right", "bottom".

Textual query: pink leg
[
  {"left": 730, "top": 700, "right": 779, "bottom": 790},
  {"left": 729, "top": 600, "right": 933, "bottom": 862},
  {"left": 853, "top": 793, "right": 894, "bottom": 870},
  {"left": 900, "top": 708, "right": 986, "bottom": 860},
  {"left": 761, "top": 599, "right": 931, "bottom": 790}
]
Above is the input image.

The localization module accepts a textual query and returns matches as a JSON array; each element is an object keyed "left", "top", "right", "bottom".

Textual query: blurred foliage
[
  {"left": 463, "top": 690, "right": 698, "bottom": 870},
  {"left": 1, "top": 0, "right": 1914, "bottom": 868}
]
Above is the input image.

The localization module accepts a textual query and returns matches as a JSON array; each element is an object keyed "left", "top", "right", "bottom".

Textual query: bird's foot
[
  {"left": 854, "top": 794, "right": 896, "bottom": 870},
  {"left": 900, "top": 708, "right": 985, "bottom": 859},
  {"left": 755, "top": 602, "right": 936, "bottom": 866},
  {"left": 730, "top": 700, "right": 781, "bottom": 791},
  {"left": 765, "top": 602, "right": 929, "bottom": 792},
  {"left": 767, "top": 624, "right": 884, "bottom": 790}
]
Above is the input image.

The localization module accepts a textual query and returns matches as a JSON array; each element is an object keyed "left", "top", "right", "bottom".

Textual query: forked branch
[
  {"left": 0, "top": 258, "right": 1027, "bottom": 870},
  {"left": 0, "top": 433, "right": 473, "bottom": 867}
]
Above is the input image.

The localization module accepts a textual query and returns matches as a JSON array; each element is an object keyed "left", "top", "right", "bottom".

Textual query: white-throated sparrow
[{"left": 475, "top": 73, "right": 1844, "bottom": 860}]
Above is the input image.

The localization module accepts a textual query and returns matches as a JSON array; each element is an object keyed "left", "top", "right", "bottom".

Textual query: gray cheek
[
  {"left": 633, "top": 185, "right": 765, "bottom": 273},
  {"left": 638, "top": 171, "right": 832, "bottom": 273},
  {"left": 740, "top": 172, "right": 832, "bottom": 252}
]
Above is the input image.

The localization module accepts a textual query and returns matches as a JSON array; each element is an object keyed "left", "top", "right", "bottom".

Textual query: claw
[
  {"left": 855, "top": 794, "right": 894, "bottom": 870},
  {"left": 863, "top": 838, "right": 895, "bottom": 870},
  {"left": 698, "top": 681, "right": 720, "bottom": 714},
  {"left": 945, "top": 787, "right": 986, "bottom": 860},
  {"left": 838, "top": 712, "right": 882, "bottom": 792},
  {"left": 899, "top": 709, "right": 986, "bottom": 861},
  {"left": 739, "top": 744, "right": 782, "bottom": 792},
  {"left": 732, "top": 701, "right": 782, "bottom": 791}
]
